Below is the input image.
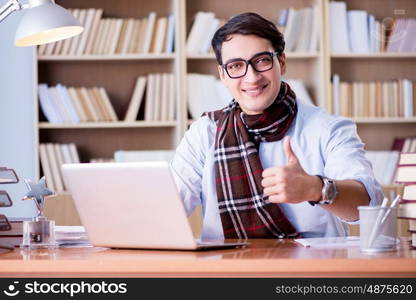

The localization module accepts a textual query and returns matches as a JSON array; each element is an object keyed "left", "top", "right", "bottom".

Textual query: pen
[
  {"left": 380, "top": 195, "right": 401, "bottom": 225},
  {"left": 366, "top": 197, "right": 389, "bottom": 249}
]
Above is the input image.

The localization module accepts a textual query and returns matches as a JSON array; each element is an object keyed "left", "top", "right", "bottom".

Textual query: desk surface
[{"left": 0, "top": 238, "right": 415, "bottom": 277}]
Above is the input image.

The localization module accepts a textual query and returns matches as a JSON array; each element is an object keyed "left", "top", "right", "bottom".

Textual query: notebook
[{"left": 61, "top": 161, "right": 248, "bottom": 250}]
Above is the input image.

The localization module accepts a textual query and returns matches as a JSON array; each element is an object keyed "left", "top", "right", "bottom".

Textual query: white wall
[{"left": 0, "top": 0, "right": 37, "bottom": 217}]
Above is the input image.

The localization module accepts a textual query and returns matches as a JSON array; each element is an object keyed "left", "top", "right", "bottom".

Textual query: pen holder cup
[{"left": 358, "top": 206, "right": 398, "bottom": 253}]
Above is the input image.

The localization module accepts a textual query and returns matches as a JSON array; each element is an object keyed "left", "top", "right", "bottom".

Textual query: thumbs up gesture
[{"left": 261, "top": 136, "right": 322, "bottom": 203}]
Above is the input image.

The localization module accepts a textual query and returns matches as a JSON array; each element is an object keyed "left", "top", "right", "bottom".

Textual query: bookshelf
[
  {"left": 38, "top": 0, "right": 182, "bottom": 164},
  {"left": 33, "top": 0, "right": 415, "bottom": 227},
  {"left": 323, "top": 0, "right": 416, "bottom": 150}
]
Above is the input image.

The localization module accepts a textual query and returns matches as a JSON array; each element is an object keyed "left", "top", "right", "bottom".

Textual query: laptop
[{"left": 61, "top": 161, "right": 248, "bottom": 250}]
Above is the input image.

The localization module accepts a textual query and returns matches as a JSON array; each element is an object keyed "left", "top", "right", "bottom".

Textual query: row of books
[
  {"left": 39, "top": 143, "right": 80, "bottom": 193},
  {"left": 129, "top": 73, "right": 176, "bottom": 122},
  {"left": 186, "top": 11, "right": 225, "bottom": 55},
  {"left": 38, "top": 84, "right": 118, "bottom": 123},
  {"left": 395, "top": 152, "right": 416, "bottom": 249},
  {"left": 187, "top": 75, "right": 314, "bottom": 120},
  {"left": 329, "top": 1, "right": 415, "bottom": 53},
  {"left": 38, "top": 9, "right": 175, "bottom": 56},
  {"left": 330, "top": 76, "right": 416, "bottom": 118},
  {"left": 277, "top": 5, "right": 320, "bottom": 53}
]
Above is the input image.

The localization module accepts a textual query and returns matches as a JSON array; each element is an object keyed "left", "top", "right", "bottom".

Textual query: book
[
  {"left": 142, "top": 12, "right": 157, "bottom": 53},
  {"left": 329, "top": 1, "right": 350, "bottom": 53},
  {"left": 308, "top": 4, "right": 319, "bottom": 52},
  {"left": 96, "top": 18, "right": 111, "bottom": 55},
  {"left": 38, "top": 84, "right": 59, "bottom": 123},
  {"left": 92, "top": 19, "right": 106, "bottom": 55},
  {"left": 68, "top": 9, "right": 87, "bottom": 55},
  {"left": 294, "top": 7, "right": 313, "bottom": 52},
  {"left": 102, "top": 18, "right": 116, "bottom": 54},
  {"left": 347, "top": 10, "right": 370, "bottom": 53},
  {"left": 61, "top": 144, "right": 73, "bottom": 164},
  {"left": 152, "top": 73, "right": 161, "bottom": 120},
  {"left": 56, "top": 84, "right": 80, "bottom": 123},
  {"left": 136, "top": 18, "right": 148, "bottom": 53},
  {"left": 144, "top": 73, "right": 155, "bottom": 120},
  {"left": 84, "top": 8, "right": 104, "bottom": 55},
  {"left": 96, "top": 87, "right": 118, "bottom": 121},
  {"left": 53, "top": 143, "right": 66, "bottom": 190},
  {"left": 186, "top": 11, "right": 215, "bottom": 54},
  {"left": 403, "top": 185, "right": 416, "bottom": 201},
  {"left": 395, "top": 165, "right": 416, "bottom": 184},
  {"left": 159, "top": 73, "right": 169, "bottom": 121},
  {"left": 60, "top": 9, "right": 80, "bottom": 55},
  {"left": 45, "top": 143, "right": 64, "bottom": 192},
  {"left": 117, "top": 19, "right": 135, "bottom": 54},
  {"left": 76, "top": 8, "right": 97, "bottom": 56},
  {"left": 79, "top": 87, "right": 100, "bottom": 121},
  {"left": 87, "top": 88, "right": 108, "bottom": 121},
  {"left": 168, "top": 73, "right": 176, "bottom": 121},
  {"left": 48, "top": 86, "right": 72, "bottom": 123},
  {"left": 164, "top": 14, "right": 175, "bottom": 53},
  {"left": 124, "top": 76, "right": 147, "bottom": 122},
  {"left": 152, "top": 17, "right": 167, "bottom": 54},
  {"left": 399, "top": 152, "right": 416, "bottom": 165},
  {"left": 282, "top": 8, "right": 300, "bottom": 52},
  {"left": 68, "top": 143, "right": 80, "bottom": 163},
  {"left": 200, "top": 17, "right": 220, "bottom": 54},
  {"left": 67, "top": 87, "right": 88, "bottom": 122},
  {"left": 108, "top": 18, "right": 124, "bottom": 54},
  {"left": 39, "top": 144, "right": 56, "bottom": 191},
  {"left": 398, "top": 202, "right": 416, "bottom": 219}
]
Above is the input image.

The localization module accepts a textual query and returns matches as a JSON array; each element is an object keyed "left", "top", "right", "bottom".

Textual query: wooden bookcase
[
  {"left": 323, "top": 0, "right": 416, "bottom": 150},
  {"left": 37, "top": 0, "right": 415, "bottom": 228},
  {"left": 38, "top": 0, "right": 182, "bottom": 164}
]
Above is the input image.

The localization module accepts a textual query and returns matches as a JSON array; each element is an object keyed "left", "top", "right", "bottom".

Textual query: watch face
[{"left": 326, "top": 180, "right": 337, "bottom": 200}]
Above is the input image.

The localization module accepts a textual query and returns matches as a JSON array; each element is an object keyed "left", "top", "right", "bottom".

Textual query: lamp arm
[{"left": 0, "top": 0, "right": 22, "bottom": 23}]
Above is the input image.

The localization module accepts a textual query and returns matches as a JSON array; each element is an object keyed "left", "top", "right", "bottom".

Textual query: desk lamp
[{"left": 0, "top": 0, "right": 83, "bottom": 46}]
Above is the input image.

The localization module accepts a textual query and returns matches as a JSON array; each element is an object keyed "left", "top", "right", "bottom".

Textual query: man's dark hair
[{"left": 211, "top": 12, "right": 285, "bottom": 65}]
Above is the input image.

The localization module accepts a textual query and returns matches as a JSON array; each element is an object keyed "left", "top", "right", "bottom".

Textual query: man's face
[{"left": 218, "top": 34, "right": 286, "bottom": 115}]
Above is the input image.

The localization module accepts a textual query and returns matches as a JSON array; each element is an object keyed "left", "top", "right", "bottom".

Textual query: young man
[{"left": 171, "top": 12, "right": 383, "bottom": 240}]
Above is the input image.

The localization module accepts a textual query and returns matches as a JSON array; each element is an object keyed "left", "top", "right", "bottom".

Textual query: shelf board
[
  {"left": 331, "top": 53, "right": 416, "bottom": 58},
  {"left": 38, "top": 54, "right": 175, "bottom": 61},
  {"left": 353, "top": 117, "right": 416, "bottom": 124},
  {"left": 38, "top": 121, "right": 177, "bottom": 129},
  {"left": 187, "top": 52, "right": 319, "bottom": 60}
]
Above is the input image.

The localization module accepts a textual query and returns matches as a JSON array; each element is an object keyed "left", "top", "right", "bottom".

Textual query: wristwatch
[{"left": 309, "top": 175, "right": 337, "bottom": 206}]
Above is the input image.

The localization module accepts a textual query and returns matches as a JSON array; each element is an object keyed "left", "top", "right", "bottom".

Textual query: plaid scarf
[{"left": 205, "top": 81, "right": 299, "bottom": 239}]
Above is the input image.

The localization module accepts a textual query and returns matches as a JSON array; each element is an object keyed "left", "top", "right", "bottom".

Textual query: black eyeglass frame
[{"left": 221, "top": 51, "right": 281, "bottom": 79}]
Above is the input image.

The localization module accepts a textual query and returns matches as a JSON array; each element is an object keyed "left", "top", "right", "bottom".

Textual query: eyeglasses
[{"left": 222, "top": 51, "right": 279, "bottom": 79}]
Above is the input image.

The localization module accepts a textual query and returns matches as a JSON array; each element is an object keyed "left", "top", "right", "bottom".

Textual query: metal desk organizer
[
  {"left": 21, "top": 176, "right": 57, "bottom": 249},
  {"left": 0, "top": 167, "right": 20, "bottom": 250}
]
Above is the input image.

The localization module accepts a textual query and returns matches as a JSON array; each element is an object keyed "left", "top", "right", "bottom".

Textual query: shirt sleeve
[
  {"left": 170, "top": 118, "right": 209, "bottom": 216},
  {"left": 322, "top": 117, "right": 385, "bottom": 212}
]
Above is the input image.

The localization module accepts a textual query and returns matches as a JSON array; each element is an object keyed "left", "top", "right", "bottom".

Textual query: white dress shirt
[{"left": 170, "top": 101, "right": 384, "bottom": 240}]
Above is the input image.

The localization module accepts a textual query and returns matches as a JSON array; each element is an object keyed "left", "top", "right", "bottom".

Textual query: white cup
[{"left": 358, "top": 206, "right": 398, "bottom": 253}]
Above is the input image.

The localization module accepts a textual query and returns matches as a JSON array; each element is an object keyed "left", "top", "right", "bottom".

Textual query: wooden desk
[{"left": 0, "top": 239, "right": 415, "bottom": 277}]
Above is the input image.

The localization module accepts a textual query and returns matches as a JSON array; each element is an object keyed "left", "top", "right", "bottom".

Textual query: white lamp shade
[{"left": 14, "top": 1, "right": 83, "bottom": 47}]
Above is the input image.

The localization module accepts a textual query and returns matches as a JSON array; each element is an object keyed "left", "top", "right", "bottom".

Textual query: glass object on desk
[
  {"left": 20, "top": 177, "right": 57, "bottom": 249},
  {"left": 21, "top": 217, "right": 57, "bottom": 249},
  {"left": 358, "top": 206, "right": 398, "bottom": 253}
]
